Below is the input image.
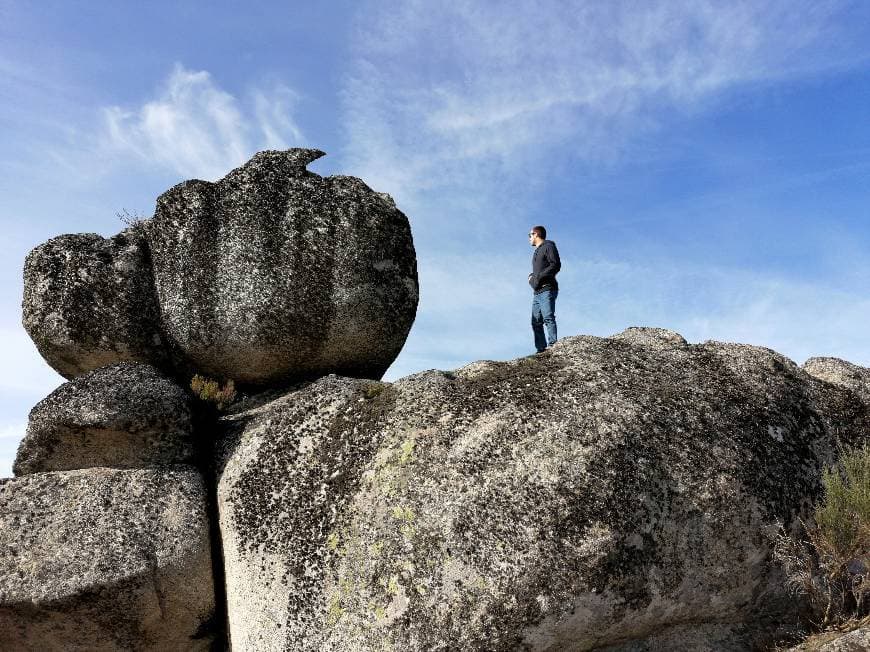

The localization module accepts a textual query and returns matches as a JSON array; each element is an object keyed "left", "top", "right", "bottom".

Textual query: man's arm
[{"left": 538, "top": 242, "right": 561, "bottom": 279}]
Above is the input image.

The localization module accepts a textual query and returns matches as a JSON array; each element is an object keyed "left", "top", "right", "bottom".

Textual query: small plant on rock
[
  {"left": 116, "top": 208, "right": 148, "bottom": 227},
  {"left": 190, "top": 374, "right": 237, "bottom": 411},
  {"left": 773, "top": 446, "right": 870, "bottom": 630}
]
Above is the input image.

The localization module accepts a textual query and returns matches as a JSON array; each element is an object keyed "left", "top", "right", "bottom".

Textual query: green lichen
[
  {"left": 391, "top": 505, "right": 415, "bottom": 521},
  {"left": 399, "top": 438, "right": 415, "bottom": 464},
  {"left": 327, "top": 591, "right": 344, "bottom": 625}
]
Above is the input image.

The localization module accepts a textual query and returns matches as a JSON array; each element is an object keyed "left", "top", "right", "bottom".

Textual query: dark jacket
[{"left": 529, "top": 239, "right": 561, "bottom": 293}]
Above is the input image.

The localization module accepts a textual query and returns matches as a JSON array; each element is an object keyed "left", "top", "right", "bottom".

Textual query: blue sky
[{"left": 2, "top": 1, "right": 870, "bottom": 476}]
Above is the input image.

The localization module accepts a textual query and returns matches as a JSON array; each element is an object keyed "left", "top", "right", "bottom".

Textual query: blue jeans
[{"left": 531, "top": 289, "right": 557, "bottom": 352}]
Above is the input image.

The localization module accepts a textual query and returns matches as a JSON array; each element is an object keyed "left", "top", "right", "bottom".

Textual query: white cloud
[
  {"left": 103, "top": 64, "right": 305, "bottom": 181},
  {"left": 342, "top": 0, "right": 862, "bottom": 204}
]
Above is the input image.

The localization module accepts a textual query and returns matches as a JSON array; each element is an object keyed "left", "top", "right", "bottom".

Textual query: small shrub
[
  {"left": 116, "top": 208, "right": 148, "bottom": 227},
  {"left": 773, "top": 446, "right": 870, "bottom": 629},
  {"left": 190, "top": 374, "right": 237, "bottom": 411}
]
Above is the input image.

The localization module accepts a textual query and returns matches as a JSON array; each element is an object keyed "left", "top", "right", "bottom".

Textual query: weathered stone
[
  {"left": 14, "top": 362, "right": 194, "bottom": 475},
  {"left": 22, "top": 226, "right": 167, "bottom": 379},
  {"left": 146, "top": 148, "right": 418, "bottom": 385},
  {"left": 0, "top": 467, "right": 215, "bottom": 650},
  {"left": 216, "top": 333, "right": 868, "bottom": 651},
  {"left": 803, "top": 356, "right": 870, "bottom": 404}
]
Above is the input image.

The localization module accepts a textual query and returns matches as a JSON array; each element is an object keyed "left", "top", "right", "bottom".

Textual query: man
[{"left": 528, "top": 225, "right": 561, "bottom": 353}]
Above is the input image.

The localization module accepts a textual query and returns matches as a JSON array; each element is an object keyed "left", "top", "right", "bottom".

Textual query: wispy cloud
[
  {"left": 348, "top": 0, "right": 870, "bottom": 381},
  {"left": 103, "top": 64, "right": 305, "bottom": 181},
  {"left": 342, "top": 0, "right": 863, "bottom": 207}
]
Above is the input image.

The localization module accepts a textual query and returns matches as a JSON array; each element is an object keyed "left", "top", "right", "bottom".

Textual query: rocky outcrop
[
  {"left": 0, "top": 467, "right": 215, "bottom": 650},
  {"left": 22, "top": 149, "right": 419, "bottom": 386},
  {"left": 22, "top": 227, "right": 167, "bottom": 379},
  {"left": 17, "top": 148, "right": 870, "bottom": 649},
  {"left": 14, "top": 362, "right": 195, "bottom": 475},
  {"left": 215, "top": 333, "right": 869, "bottom": 651},
  {"left": 146, "top": 149, "right": 418, "bottom": 385}
]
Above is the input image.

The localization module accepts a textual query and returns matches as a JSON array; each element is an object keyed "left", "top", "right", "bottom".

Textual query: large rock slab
[
  {"left": 22, "top": 226, "right": 167, "bottom": 379},
  {"left": 14, "top": 362, "right": 194, "bottom": 475},
  {"left": 216, "top": 333, "right": 869, "bottom": 651},
  {"left": 146, "top": 148, "right": 418, "bottom": 385},
  {"left": 0, "top": 467, "right": 216, "bottom": 650}
]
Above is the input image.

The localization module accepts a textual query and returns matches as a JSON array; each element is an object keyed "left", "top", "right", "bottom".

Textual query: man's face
[{"left": 529, "top": 230, "right": 538, "bottom": 246}]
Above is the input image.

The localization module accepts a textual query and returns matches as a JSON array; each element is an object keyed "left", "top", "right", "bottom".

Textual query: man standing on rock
[{"left": 528, "top": 226, "right": 561, "bottom": 353}]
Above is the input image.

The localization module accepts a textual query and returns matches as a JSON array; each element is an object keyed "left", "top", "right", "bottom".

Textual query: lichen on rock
[
  {"left": 22, "top": 226, "right": 167, "bottom": 379},
  {"left": 146, "top": 149, "right": 418, "bottom": 385},
  {"left": 14, "top": 361, "right": 195, "bottom": 475},
  {"left": 0, "top": 467, "right": 216, "bottom": 650}
]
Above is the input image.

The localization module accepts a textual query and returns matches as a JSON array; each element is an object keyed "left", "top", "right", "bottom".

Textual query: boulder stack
[
  {"left": 2, "top": 361, "right": 217, "bottom": 650},
  {"left": 22, "top": 149, "right": 419, "bottom": 387}
]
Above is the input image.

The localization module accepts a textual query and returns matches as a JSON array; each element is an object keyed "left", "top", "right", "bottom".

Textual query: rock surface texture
[
  {"left": 13, "top": 362, "right": 195, "bottom": 475},
  {"left": 146, "top": 148, "right": 418, "bottom": 385},
  {"left": 216, "top": 331, "right": 869, "bottom": 651},
  {"left": 0, "top": 467, "right": 215, "bottom": 651},
  {"left": 21, "top": 149, "right": 418, "bottom": 386},
  {"left": 22, "top": 226, "right": 167, "bottom": 379},
  {"left": 786, "top": 626, "right": 870, "bottom": 651}
]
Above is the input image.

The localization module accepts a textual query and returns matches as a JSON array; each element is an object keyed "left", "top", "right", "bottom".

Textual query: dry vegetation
[
  {"left": 773, "top": 446, "right": 870, "bottom": 636},
  {"left": 190, "top": 374, "right": 237, "bottom": 411}
]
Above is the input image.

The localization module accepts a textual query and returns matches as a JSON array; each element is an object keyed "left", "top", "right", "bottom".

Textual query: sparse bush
[
  {"left": 116, "top": 208, "right": 148, "bottom": 227},
  {"left": 190, "top": 374, "right": 237, "bottom": 411},
  {"left": 773, "top": 446, "right": 870, "bottom": 629}
]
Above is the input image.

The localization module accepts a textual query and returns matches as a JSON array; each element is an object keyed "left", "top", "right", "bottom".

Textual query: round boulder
[
  {"left": 22, "top": 226, "right": 167, "bottom": 379},
  {"left": 146, "top": 149, "right": 418, "bottom": 385},
  {"left": 14, "top": 362, "right": 194, "bottom": 475}
]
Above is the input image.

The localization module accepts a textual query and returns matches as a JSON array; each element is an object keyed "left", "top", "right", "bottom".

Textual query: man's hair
[{"left": 531, "top": 225, "right": 547, "bottom": 239}]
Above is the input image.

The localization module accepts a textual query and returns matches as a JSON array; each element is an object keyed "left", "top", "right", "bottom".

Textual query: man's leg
[
  {"left": 531, "top": 294, "right": 547, "bottom": 352},
  {"left": 540, "top": 289, "right": 557, "bottom": 347}
]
